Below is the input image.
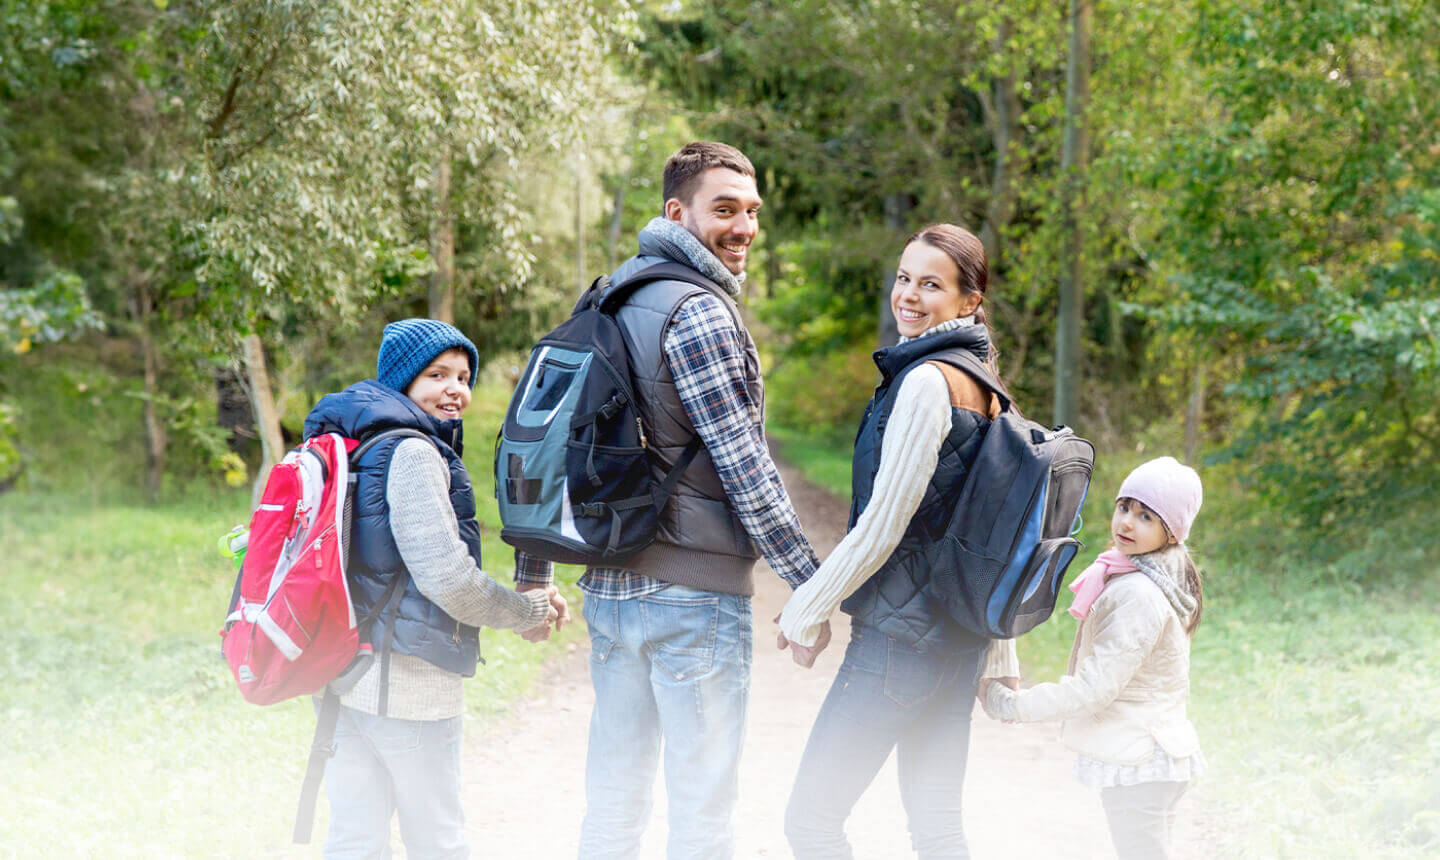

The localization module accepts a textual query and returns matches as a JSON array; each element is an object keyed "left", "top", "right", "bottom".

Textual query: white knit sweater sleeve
[
  {"left": 386, "top": 438, "right": 550, "bottom": 632},
  {"left": 778, "top": 366, "right": 950, "bottom": 647}
]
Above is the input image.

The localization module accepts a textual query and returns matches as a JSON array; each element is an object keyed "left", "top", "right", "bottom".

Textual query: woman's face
[{"left": 890, "top": 241, "right": 980, "bottom": 339}]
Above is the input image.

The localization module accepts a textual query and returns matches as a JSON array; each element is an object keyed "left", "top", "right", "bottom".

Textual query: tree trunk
[
  {"left": 878, "top": 193, "right": 910, "bottom": 349},
  {"left": 1053, "top": 0, "right": 1092, "bottom": 427},
  {"left": 428, "top": 146, "right": 456, "bottom": 323},
  {"left": 1184, "top": 360, "right": 1207, "bottom": 465},
  {"left": 129, "top": 278, "right": 166, "bottom": 502},
  {"left": 575, "top": 151, "right": 587, "bottom": 294},
  {"left": 763, "top": 169, "right": 782, "bottom": 304},
  {"left": 608, "top": 104, "right": 647, "bottom": 271},
  {"left": 242, "top": 332, "right": 286, "bottom": 507},
  {"left": 979, "top": 15, "right": 1022, "bottom": 283}
]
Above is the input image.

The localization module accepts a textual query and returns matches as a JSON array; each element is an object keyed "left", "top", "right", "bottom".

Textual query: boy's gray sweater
[{"left": 340, "top": 438, "right": 551, "bottom": 721}]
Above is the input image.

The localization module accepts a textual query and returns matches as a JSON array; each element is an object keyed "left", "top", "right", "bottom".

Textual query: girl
[
  {"left": 778, "top": 224, "right": 1020, "bottom": 858},
  {"left": 302, "top": 318, "right": 562, "bottom": 858},
  {"left": 980, "top": 456, "right": 1206, "bottom": 860}
]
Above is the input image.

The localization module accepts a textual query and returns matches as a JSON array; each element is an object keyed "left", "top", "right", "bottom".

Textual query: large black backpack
[
  {"left": 494, "top": 263, "right": 721, "bottom": 565},
  {"left": 925, "top": 352, "right": 1096, "bottom": 638}
]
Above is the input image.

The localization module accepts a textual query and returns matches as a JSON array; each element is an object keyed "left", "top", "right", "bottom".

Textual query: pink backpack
[{"left": 220, "top": 427, "right": 428, "bottom": 841}]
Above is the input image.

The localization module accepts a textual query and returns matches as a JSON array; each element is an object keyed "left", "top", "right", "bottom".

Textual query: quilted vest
[
  {"left": 840, "top": 330, "right": 994, "bottom": 652},
  {"left": 605, "top": 253, "right": 764, "bottom": 595},
  {"left": 303, "top": 380, "right": 482, "bottom": 676}
]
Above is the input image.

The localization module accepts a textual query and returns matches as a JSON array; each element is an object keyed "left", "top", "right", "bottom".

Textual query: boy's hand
[{"left": 517, "top": 584, "right": 561, "bottom": 642}]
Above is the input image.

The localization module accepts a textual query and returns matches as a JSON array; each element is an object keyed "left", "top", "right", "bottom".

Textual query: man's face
[{"left": 664, "top": 168, "right": 762, "bottom": 275}]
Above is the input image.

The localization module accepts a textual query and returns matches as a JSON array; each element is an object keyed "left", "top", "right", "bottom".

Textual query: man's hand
[
  {"left": 775, "top": 615, "right": 831, "bottom": 669},
  {"left": 549, "top": 588, "right": 571, "bottom": 632}
]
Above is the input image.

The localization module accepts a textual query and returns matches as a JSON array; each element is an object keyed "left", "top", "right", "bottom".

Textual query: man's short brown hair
[{"left": 662, "top": 141, "right": 756, "bottom": 208}]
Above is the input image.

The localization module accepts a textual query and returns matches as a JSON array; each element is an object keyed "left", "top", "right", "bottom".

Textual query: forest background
[{"left": 1, "top": 0, "right": 1437, "bottom": 856}]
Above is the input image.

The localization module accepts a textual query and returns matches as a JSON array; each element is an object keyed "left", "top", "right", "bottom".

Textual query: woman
[{"left": 778, "top": 224, "right": 1019, "bottom": 858}]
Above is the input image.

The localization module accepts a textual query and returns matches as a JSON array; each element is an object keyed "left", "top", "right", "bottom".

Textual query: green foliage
[
  {"left": 1135, "top": 0, "right": 1440, "bottom": 544},
  {"left": 764, "top": 342, "right": 874, "bottom": 438}
]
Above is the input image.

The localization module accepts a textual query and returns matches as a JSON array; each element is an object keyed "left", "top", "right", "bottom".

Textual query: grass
[
  {"left": 769, "top": 420, "right": 1440, "bottom": 857},
  {"left": 0, "top": 373, "right": 583, "bottom": 857}
]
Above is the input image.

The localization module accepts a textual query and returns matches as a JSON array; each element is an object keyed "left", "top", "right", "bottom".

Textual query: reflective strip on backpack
[
  {"left": 235, "top": 600, "right": 304, "bottom": 662},
  {"left": 325, "top": 433, "right": 357, "bottom": 629},
  {"left": 558, "top": 476, "right": 583, "bottom": 542}
]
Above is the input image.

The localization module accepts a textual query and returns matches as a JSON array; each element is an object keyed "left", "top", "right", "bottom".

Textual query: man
[{"left": 516, "top": 141, "right": 829, "bottom": 858}]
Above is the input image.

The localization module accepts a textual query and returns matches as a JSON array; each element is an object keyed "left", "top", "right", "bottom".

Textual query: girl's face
[
  {"left": 1111, "top": 497, "right": 1175, "bottom": 556},
  {"left": 405, "top": 348, "right": 472, "bottom": 421},
  {"left": 890, "top": 240, "right": 981, "bottom": 338}
]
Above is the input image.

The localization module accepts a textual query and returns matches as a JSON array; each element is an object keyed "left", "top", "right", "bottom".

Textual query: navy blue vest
[
  {"left": 840, "top": 330, "right": 994, "bottom": 652},
  {"left": 304, "top": 380, "right": 482, "bottom": 676}
]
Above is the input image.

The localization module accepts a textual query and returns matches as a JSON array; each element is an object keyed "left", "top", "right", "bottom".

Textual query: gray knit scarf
[
  {"left": 637, "top": 216, "right": 746, "bottom": 297},
  {"left": 897, "top": 315, "right": 978, "bottom": 345},
  {"left": 1130, "top": 544, "right": 1199, "bottom": 624}
]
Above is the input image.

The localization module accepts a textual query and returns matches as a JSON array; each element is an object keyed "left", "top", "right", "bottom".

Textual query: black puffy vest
[
  {"left": 303, "top": 380, "right": 482, "bottom": 676},
  {"left": 840, "top": 331, "right": 993, "bottom": 653}
]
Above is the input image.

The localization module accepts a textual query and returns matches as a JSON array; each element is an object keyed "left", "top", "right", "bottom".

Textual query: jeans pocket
[
  {"left": 883, "top": 639, "right": 944, "bottom": 708},
  {"left": 363, "top": 713, "right": 424, "bottom": 754},
  {"left": 583, "top": 597, "right": 616, "bottom": 664},
  {"left": 640, "top": 591, "right": 720, "bottom": 682}
]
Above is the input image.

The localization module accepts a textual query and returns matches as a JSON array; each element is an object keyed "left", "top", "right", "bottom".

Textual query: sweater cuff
[
  {"left": 982, "top": 681, "right": 1019, "bottom": 721},
  {"left": 982, "top": 638, "right": 1020, "bottom": 679},
  {"left": 516, "top": 588, "right": 552, "bottom": 632}
]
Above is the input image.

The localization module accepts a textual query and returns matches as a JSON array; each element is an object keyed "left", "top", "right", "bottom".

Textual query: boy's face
[
  {"left": 664, "top": 168, "right": 762, "bottom": 275},
  {"left": 405, "top": 348, "right": 472, "bottom": 421},
  {"left": 1112, "top": 497, "right": 1175, "bottom": 556}
]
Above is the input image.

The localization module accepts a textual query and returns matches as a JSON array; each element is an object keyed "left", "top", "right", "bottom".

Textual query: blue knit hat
[{"left": 376, "top": 319, "right": 479, "bottom": 392}]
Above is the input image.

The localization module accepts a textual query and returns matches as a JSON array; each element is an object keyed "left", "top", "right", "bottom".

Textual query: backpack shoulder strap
[
  {"left": 600, "top": 262, "right": 744, "bottom": 331},
  {"left": 925, "top": 350, "right": 1014, "bottom": 414},
  {"left": 929, "top": 361, "right": 1000, "bottom": 419},
  {"left": 351, "top": 427, "right": 435, "bottom": 463}
]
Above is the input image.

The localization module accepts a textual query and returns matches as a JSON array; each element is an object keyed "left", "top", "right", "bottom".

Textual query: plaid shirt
[{"left": 515, "top": 291, "right": 819, "bottom": 599}]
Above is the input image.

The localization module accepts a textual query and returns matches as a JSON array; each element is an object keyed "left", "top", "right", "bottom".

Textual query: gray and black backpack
[
  {"left": 494, "top": 263, "right": 712, "bottom": 565},
  {"left": 925, "top": 352, "right": 1096, "bottom": 638}
]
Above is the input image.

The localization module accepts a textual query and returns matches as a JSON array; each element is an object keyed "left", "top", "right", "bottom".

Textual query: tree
[{"left": 1053, "top": 0, "right": 1091, "bottom": 427}]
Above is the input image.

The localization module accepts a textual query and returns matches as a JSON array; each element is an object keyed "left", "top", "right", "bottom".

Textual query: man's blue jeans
[
  {"left": 784, "top": 623, "right": 985, "bottom": 859},
  {"left": 578, "top": 585, "right": 753, "bottom": 859},
  {"left": 322, "top": 705, "right": 468, "bottom": 860}
]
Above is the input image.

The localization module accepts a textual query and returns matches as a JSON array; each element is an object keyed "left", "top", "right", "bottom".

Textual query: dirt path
[{"left": 465, "top": 457, "right": 1206, "bottom": 858}]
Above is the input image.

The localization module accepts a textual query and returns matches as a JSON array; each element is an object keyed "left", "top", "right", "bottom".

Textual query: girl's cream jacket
[{"left": 988, "top": 572, "right": 1200, "bottom": 765}]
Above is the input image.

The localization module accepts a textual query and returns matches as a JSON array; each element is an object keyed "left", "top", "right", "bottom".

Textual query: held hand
[
  {"left": 517, "top": 586, "right": 560, "bottom": 643},
  {"left": 549, "top": 588, "right": 571, "bottom": 632},
  {"left": 776, "top": 617, "right": 831, "bottom": 669}
]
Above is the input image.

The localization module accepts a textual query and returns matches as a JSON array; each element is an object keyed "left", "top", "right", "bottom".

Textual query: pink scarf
[{"left": 1068, "top": 549, "right": 1139, "bottom": 619}]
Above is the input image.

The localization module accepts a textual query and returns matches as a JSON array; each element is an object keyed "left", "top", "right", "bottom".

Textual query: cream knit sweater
[
  {"left": 778, "top": 364, "right": 1018, "bottom": 676},
  {"left": 339, "top": 438, "right": 551, "bottom": 720}
]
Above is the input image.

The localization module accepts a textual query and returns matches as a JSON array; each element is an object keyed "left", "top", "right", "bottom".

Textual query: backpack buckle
[
  {"left": 598, "top": 394, "right": 627, "bottom": 420},
  {"left": 577, "top": 502, "right": 606, "bottom": 518}
]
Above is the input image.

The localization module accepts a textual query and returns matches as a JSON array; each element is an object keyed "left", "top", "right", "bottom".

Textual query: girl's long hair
[
  {"left": 904, "top": 224, "right": 1012, "bottom": 398},
  {"left": 1180, "top": 548, "right": 1204, "bottom": 636}
]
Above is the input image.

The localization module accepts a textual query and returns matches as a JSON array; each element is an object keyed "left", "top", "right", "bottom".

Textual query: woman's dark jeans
[{"left": 785, "top": 622, "right": 986, "bottom": 859}]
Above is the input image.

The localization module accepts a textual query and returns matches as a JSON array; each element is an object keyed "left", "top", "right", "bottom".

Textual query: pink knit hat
[{"left": 1116, "top": 456, "right": 1204, "bottom": 543}]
